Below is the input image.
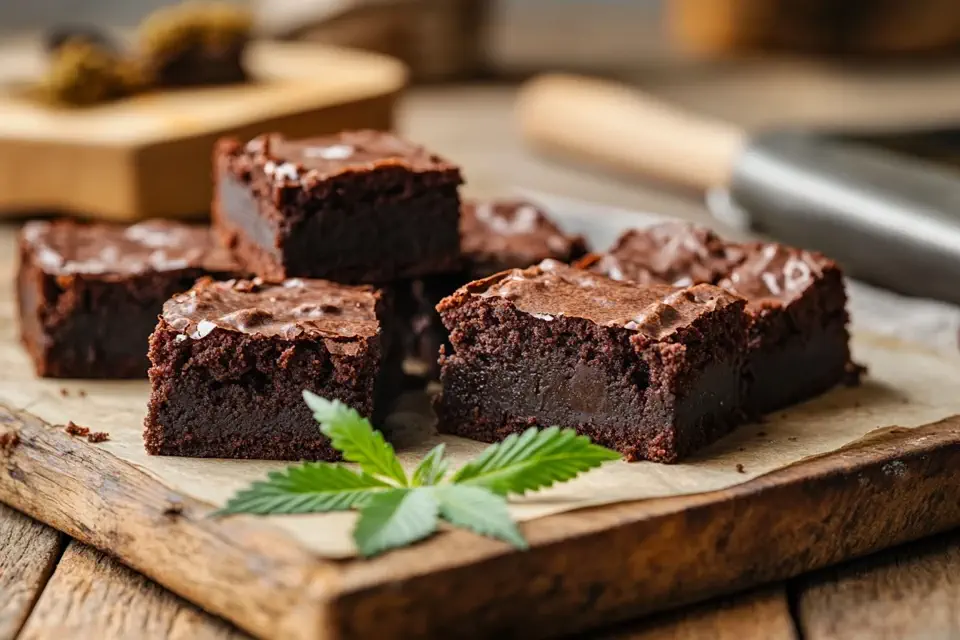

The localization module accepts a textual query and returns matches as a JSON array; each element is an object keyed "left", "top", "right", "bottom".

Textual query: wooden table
[{"left": 5, "top": 80, "right": 960, "bottom": 639}]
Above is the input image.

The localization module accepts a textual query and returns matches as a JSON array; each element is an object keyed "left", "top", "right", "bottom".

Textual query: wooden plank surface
[
  {"left": 4, "top": 400, "right": 960, "bottom": 639},
  {"left": 795, "top": 532, "right": 960, "bottom": 639},
  {"left": 600, "top": 587, "right": 797, "bottom": 640},
  {"left": 18, "top": 541, "right": 245, "bottom": 640},
  {"left": 0, "top": 504, "right": 62, "bottom": 640}
]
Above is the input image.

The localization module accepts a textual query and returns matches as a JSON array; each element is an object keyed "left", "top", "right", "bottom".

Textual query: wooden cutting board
[
  {"left": 0, "top": 38, "right": 407, "bottom": 221},
  {"left": 2, "top": 210, "right": 960, "bottom": 639}
]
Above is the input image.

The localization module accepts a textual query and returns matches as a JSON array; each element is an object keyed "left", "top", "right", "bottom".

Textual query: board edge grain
[{"left": 1, "top": 405, "right": 960, "bottom": 639}]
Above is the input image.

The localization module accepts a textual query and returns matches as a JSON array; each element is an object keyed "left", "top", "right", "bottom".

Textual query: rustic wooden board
[
  {"left": 3, "top": 402, "right": 960, "bottom": 639},
  {"left": 0, "top": 504, "right": 64, "bottom": 640},
  {"left": 0, "top": 39, "right": 406, "bottom": 221}
]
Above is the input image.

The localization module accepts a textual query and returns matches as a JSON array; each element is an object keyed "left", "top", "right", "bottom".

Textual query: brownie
[
  {"left": 213, "top": 130, "right": 464, "bottom": 283},
  {"left": 718, "top": 243, "right": 850, "bottom": 413},
  {"left": 435, "top": 260, "right": 749, "bottom": 462},
  {"left": 404, "top": 199, "right": 589, "bottom": 377},
  {"left": 144, "top": 277, "right": 400, "bottom": 460},
  {"left": 17, "top": 220, "right": 239, "bottom": 379},
  {"left": 579, "top": 221, "right": 744, "bottom": 287},
  {"left": 581, "top": 222, "right": 853, "bottom": 414}
]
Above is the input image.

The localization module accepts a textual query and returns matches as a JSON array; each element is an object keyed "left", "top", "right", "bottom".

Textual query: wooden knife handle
[{"left": 515, "top": 73, "right": 747, "bottom": 192}]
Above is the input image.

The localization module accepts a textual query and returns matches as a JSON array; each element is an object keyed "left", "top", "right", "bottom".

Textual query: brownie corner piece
[
  {"left": 435, "top": 260, "right": 749, "bottom": 463},
  {"left": 143, "top": 277, "right": 400, "bottom": 460},
  {"left": 212, "top": 130, "right": 464, "bottom": 283},
  {"left": 17, "top": 219, "right": 239, "bottom": 379},
  {"left": 719, "top": 242, "right": 851, "bottom": 413}
]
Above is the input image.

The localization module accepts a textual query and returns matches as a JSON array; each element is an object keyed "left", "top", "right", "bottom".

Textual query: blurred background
[{"left": 3, "top": 0, "right": 960, "bottom": 221}]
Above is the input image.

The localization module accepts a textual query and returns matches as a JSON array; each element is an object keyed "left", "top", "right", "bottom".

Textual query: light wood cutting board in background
[{"left": 0, "top": 38, "right": 407, "bottom": 221}]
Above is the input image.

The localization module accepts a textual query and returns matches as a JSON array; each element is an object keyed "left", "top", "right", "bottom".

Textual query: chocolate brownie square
[
  {"left": 17, "top": 220, "right": 239, "bottom": 379},
  {"left": 718, "top": 243, "right": 851, "bottom": 413},
  {"left": 581, "top": 222, "right": 854, "bottom": 414},
  {"left": 144, "top": 277, "right": 400, "bottom": 460},
  {"left": 213, "top": 130, "right": 463, "bottom": 283},
  {"left": 404, "top": 199, "right": 589, "bottom": 377},
  {"left": 435, "top": 260, "right": 749, "bottom": 462}
]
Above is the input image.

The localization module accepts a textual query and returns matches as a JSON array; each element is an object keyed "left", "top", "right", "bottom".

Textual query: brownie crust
[
  {"left": 435, "top": 260, "right": 748, "bottom": 462},
  {"left": 144, "top": 277, "right": 399, "bottom": 460},
  {"left": 213, "top": 131, "right": 464, "bottom": 284}
]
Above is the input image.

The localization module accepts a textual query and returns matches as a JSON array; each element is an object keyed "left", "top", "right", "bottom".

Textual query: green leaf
[
  {"left": 214, "top": 463, "right": 390, "bottom": 515},
  {"left": 353, "top": 488, "right": 439, "bottom": 557},
  {"left": 411, "top": 444, "right": 448, "bottom": 486},
  {"left": 303, "top": 390, "right": 407, "bottom": 486},
  {"left": 434, "top": 485, "right": 527, "bottom": 549},
  {"left": 450, "top": 426, "right": 620, "bottom": 496}
]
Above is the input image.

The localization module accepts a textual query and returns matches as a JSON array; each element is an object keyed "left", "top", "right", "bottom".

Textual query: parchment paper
[{"left": 3, "top": 203, "right": 960, "bottom": 559}]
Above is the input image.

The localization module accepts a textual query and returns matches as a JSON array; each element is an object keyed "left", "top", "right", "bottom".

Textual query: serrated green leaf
[
  {"left": 434, "top": 485, "right": 527, "bottom": 549},
  {"left": 353, "top": 488, "right": 439, "bottom": 557},
  {"left": 411, "top": 444, "right": 448, "bottom": 486},
  {"left": 214, "top": 462, "right": 390, "bottom": 516},
  {"left": 302, "top": 390, "right": 407, "bottom": 486},
  {"left": 450, "top": 426, "right": 620, "bottom": 496}
]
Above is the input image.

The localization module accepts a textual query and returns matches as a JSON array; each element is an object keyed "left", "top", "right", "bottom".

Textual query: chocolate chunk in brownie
[
  {"left": 18, "top": 220, "right": 240, "bottom": 379},
  {"left": 719, "top": 243, "right": 851, "bottom": 413},
  {"left": 579, "top": 221, "right": 744, "bottom": 286},
  {"left": 435, "top": 260, "right": 749, "bottom": 462},
  {"left": 404, "top": 199, "right": 589, "bottom": 378},
  {"left": 144, "top": 277, "right": 401, "bottom": 460},
  {"left": 213, "top": 130, "right": 464, "bottom": 283}
]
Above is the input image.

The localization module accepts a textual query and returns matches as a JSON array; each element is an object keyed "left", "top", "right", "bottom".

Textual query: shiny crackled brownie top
[
  {"left": 219, "top": 129, "right": 460, "bottom": 186},
  {"left": 442, "top": 259, "right": 742, "bottom": 340},
  {"left": 583, "top": 222, "right": 745, "bottom": 287},
  {"left": 460, "top": 200, "right": 588, "bottom": 275},
  {"left": 162, "top": 277, "right": 383, "bottom": 342},
  {"left": 20, "top": 220, "right": 237, "bottom": 278},
  {"left": 719, "top": 243, "right": 839, "bottom": 307}
]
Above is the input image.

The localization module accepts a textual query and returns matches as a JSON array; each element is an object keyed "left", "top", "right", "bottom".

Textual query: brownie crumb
[
  {"left": 78, "top": 389, "right": 87, "bottom": 398},
  {"left": 736, "top": 463, "right": 746, "bottom": 473},
  {"left": 87, "top": 431, "right": 110, "bottom": 443},
  {"left": 738, "top": 447, "right": 746, "bottom": 452},
  {"left": 756, "top": 431, "right": 768, "bottom": 437},
  {"left": 64, "top": 421, "right": 90, "bottom": 437},
  {"left": 844, "top": 361, "right": 867, "bottom": 386},
  {"left": 0, "top": 430, "right": 20, "bottom": 454},
  {"left": 162, "top": 498, "right": 184, "bottom": 517},
  {"left": 59, "top": 387, "right": 69, "bottom": 397},
  {"left": 788, "top": 436, "right": 799, "bottom": 442}
]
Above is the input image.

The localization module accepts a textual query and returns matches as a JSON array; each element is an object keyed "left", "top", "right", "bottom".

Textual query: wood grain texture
[
  {"left": 4, "top": 401, "right": 960, "bottom": 639},
  {"left": 598, "top": 587, "right": 797, "bottom": 640},
  {"left": 18, "top": 541, "right": 246, "bottom": 640},
  {"left": 795, "top": 531, "right": 960, "bottom": 639},
  {"left": 0, "top": 504, "right": 63, "bottom": 640}
]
